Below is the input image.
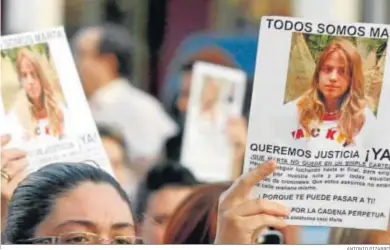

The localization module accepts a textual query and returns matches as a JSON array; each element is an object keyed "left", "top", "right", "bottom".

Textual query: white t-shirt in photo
[{"left": 3, "top": 103, "right": 73, "bottom": 149}]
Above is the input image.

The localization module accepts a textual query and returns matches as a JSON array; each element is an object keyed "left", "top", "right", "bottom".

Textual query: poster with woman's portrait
[
  {"left": 180, "top": 62, "right": 247, "bottom": 182},
  {"left": 244, "top": 16, "right": 390, "bottom": 230},
  {"left": 0, "top": 27, "right": 112, "bottom": 175}
]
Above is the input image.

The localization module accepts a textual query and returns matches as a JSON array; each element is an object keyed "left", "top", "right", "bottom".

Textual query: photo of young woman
[
  {"left": 4, "top": 47, "right": 70, "bottom": 145},
  {"left": 285, "top": 38, "right": 376, "bottom": 148},
  {"left": 199, "top": 76, "right": 222, "bottom": 123}
]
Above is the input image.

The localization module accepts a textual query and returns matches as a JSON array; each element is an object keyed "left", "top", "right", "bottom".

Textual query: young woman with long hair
[
  {"left": 5, "top": 48, "right": 68, "bottom": 144},
  {"left": 286, "top": 38, "right": 375, "bottom": 148}
]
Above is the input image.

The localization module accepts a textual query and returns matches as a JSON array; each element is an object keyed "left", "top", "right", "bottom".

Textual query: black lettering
[
  {"left": 370, "top": 27, "right": 389, "bottom": 38},
  {"left": 250, "top": 143, "right": 258, "bottom": 151},
  {"left": 317, "top": 23, "right": 325, "bottom": 33},
  {"left": 347, "top": 26, "right": 357, "bottom": 36},
  {"left": 294, "top": 21, "right": 304, "bottom": 32},
  {"left": 274, "top": 145, "right": 281, "bottom": 154},
  {"left": 357, "top": 26, "right": 365, "bottom": 36},
  {"left": 372, "top": 148, "right": 382, "bottom": 160},
  {"left": 274, "top": 19, "right": 284, "bottom": 29},
  {"left": 370, "top": 27, "right": 382, "bottom": 38},
  {"left": 285, "top": 20, "right": 294, "bottom": 30},
  {"left": 266, "top": 18, "right": 275, "bottom": 29},
  {"left": 305, "top": 22, "right": 313, "bottom": 32},
  {"left": 326, "top": 24, "right": 336, "bottom": 35}
]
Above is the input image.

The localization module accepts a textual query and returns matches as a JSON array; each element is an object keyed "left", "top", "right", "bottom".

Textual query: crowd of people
[{"left": 1, "top": 22, "right": 389, "bottom": 244}]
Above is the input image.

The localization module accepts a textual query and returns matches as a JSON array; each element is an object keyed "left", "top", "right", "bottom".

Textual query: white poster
[
  {"left": 0, "top": 27, "right": 113, "bottom": 175},
  {"left": 181, "top": 62, "right": 247, "bottom": 182},
  {"left": 244, "top": 16, "right": 390, "bottom": 230}
]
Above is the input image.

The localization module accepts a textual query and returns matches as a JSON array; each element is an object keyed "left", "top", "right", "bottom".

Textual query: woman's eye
[
  {"left": 39, "top": 239, "right": 53, "bottom": 244},
  {"left": 114, "top": 238, "right": 132, "bottom": 244},
  {"left": 65, "top": 236, "right": 89, "bottom": 244},
  {"left": 322, "top": 66, "right": 332, "bottom": 73},
  {"left": 337, "top": 68, "right": 346, "bottom": 75}
]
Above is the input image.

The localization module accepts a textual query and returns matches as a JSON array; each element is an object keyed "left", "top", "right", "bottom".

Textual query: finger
[
  {"left": 1, "top": 149, "right": 27, "bottom": 167},
  {"left": 230, "top": 199, "right": 290, "bottom": 217},
  {"left": 0, "top": 135, "right": 11, "bottom": 148},
  {"left": 243, "top": 214, "right": 287, "bottom": 232},
  {"left": 2, "top": 170, "right": 29, "bottom": 201},
  {"left": 223, "top": 161, "right": 277, "bottom": 202},
  {"left": 3, "top": 157, "right": 28, "bottom": 177}
]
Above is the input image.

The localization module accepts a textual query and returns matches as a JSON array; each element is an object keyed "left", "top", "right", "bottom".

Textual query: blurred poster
[
  {"left": 0, "top": 27, "right": 113, "bottom": 175},
  {"left": 181, "top": 62, "right": 246, "bottom": 182},
  {"left": 244, "top": 16, "right": 390, "bottom": 230}
]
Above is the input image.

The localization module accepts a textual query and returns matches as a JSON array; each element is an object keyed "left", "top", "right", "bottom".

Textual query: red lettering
[
  {"left": 296, "top": 129, "right": 305, "bottom": 139},
  {"left": 311, "top": 128, "right": 320, "bottom": 138},
  {"left": 326, "top": 129, "right": 337, "bottom": 140}
]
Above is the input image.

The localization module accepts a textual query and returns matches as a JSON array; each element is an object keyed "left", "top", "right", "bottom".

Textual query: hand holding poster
[
  {"left": 181, "top": 62, "right": 247, "bottom": 182},
  {"left": 244, "top": 16, "right": 390, "bottom": 230},
  {"left": 0, "top": 28, "right": 112, "bottom": 175}
]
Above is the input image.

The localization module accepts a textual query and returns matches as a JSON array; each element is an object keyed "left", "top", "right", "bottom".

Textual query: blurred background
[
  {"left": 2, "top": 0, "right": 390, "bottom": 108},
  {"left": 1, "top": 0, "right": 390, "bottom": 244}
]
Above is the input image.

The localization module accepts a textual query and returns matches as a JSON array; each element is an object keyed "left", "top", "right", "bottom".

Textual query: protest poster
[
  {"left": 244, "top": 16, "right": 390, "bottom": 230},
  {"left": 0, "top": 27, "right": 113, "bottom": 175},
  {"left": 180, "top": 62, "right": 247, "bottom": 182}
]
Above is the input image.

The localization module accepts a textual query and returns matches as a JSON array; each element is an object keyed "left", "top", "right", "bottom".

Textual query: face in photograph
[
  {"left": 18, "top": 53, "right": 44, "bottom": 104},
  {"left": 297, "top": 38, "right": 366, "bottom": 145},
  {"left": 317, "top": 48, "right": 351, "bottom": 106},
  {"left": 200, "top": 77, "right": 221, "bottom": 113},
  {"left": 11, "top": 47, "right": 65, "bottom": 139}
]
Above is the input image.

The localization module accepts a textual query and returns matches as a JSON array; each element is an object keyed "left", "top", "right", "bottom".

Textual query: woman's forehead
[
  {"left": 49, "top": 183, "right": 133, "bottom": 223},
  {"left": 323, "top": 50, "right": 348, "bottom": 66},
  {"left": 19, "top": 56, "right": 35, "bottom": 69}
]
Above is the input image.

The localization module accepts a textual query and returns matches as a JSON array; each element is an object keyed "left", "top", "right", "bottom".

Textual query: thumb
[{"left": 1, "top": 135, "right": 11, "bottom": 147}]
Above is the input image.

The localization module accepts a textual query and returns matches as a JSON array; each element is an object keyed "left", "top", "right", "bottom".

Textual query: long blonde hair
[
  {"left": 14, "top": 48, "right": 63, "bottom": 138},
  {"left": 297, "top": 38, "right": 366, "bottom": 145}
]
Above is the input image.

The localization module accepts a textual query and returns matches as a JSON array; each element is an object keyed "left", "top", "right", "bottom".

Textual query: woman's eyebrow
[
  {"left": 54, "top": 219, "right": 96, "bottom": 231},
  {"left": 111, "top": 222, "right": 135, "bottom": 230}
]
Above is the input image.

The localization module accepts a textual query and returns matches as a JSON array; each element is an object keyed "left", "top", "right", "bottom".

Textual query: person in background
[
  {"left": 328, "top": 220, "right": 390, "bottom": 244},
  {"left": 97, "top": 124, "right": 141, "bottom": 199},
  {"left": 163, "top": 183, "right": 228, "bottom": 244},
  {"left": 164, "top": 182, "right": 300, "bottom": 244},
  {"left": 133, "top": 161, "right": 199, "bottom": 244},
  {"left": 72, "top": 23, "right": 177, "bottom": 174},
  {"left": 165, "top": 48, "right": 236, "bottom": 162},
  {"left": 4, "top": 162, "right": 142, "bottom": 244},
  {"left": 165, "top": 48, "right": 253, "bottom": 178}
]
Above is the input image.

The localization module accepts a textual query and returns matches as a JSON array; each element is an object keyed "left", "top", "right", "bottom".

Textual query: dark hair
[
  {"left": 179, "top": 47, "right": 236, "bottom": 73},
  {"left": 133, "top": 161, "right": 199, "bottom": 223},
  {"left": 180, "top": 60, "right": 196, "bottom": 72},
  {"left": 98, "top": 22, "right": 133, "bottom": 78},
  {"left": 97, "top": 124, "right": 129, "bottom": 162},
  {"left": 164, "top": 183, "right": 230, "bottom": 244},
  {"left": 5, "top": 162, "right": 131, "bottom": 244}
]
